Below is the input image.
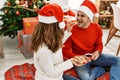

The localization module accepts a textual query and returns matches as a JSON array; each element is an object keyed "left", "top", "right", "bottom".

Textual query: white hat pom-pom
[
  {"left": 59, "top": 22, "right": 65, "bottom": 29},
  {"left": 63, "top": 5, "right": 69, "bottom": 12},
  {"left": 95, "top": 13, "right": 99, "bottom": 17}
]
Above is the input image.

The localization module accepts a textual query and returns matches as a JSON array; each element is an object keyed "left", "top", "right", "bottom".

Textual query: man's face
[{"left": 76, "top": 11, "right": 90, "bottom": 28}]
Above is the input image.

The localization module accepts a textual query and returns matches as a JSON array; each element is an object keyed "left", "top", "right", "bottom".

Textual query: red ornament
[
  {"left": 28, "top": 2, "right": 33, "bottom": 6},
  {"left": 15, "top": 11, "right": 20, "bottom": 15},
  {"left": 20, "top": 0, "right": 25, "bottom": 5},
  {"left": 6, "top": 1, "right": 11, "bottom": 6},
  {"left": 33, "top": 0, "right": 36, "bottom": 2}
]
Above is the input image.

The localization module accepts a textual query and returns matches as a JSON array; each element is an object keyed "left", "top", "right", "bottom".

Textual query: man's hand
[
  {"left": 66, "top": 20, "right": 76, "bottom": 32},
  {"left": 92, "top": 51, "right": 100, "bottom": 60}
]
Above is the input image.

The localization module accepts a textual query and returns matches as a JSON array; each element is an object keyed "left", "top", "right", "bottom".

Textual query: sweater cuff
[{"left": 61, "top": 59, "right": 73, "bottom": 71}]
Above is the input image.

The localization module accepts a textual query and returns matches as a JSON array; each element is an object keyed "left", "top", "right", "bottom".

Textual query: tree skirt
[{"left": 5, "top": 63, "right": 36, "bottom": 80}]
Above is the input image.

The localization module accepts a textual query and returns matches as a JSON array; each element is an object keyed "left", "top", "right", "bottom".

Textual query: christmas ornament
[
  {"left": 4, "top": 10, "right": 8, "bottom": 14},
  {"left": 23, "top": 0, "right": 28, "bottom": 8},
  {"left": 15, "top": 0, "right": 20, "bottom": 5},
  {"left": 6, "top": 1, "right": 11, "bottom": 6},
  {"left": 20, "top": 0, "right": 25, "bottom": 5},
  {"left": 33, "top": 4, "right": 37, "bottom": 9},
  {"left": 15, "top": 11, "right": 20, "bottom": 15},
  {"left": 28, "top": 1, "right": 33, "bottom": 6},
  {"left": 33, "top": 0, "right": 36, "bottom": 3}
]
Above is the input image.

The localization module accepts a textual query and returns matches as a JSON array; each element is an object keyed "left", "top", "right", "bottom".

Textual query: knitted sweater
[
  {"left": 62, "top": 23, "right": 103, "bottom": 59},
  {"left": 34, "top": 31, "right": 73, "bottom": 80}
]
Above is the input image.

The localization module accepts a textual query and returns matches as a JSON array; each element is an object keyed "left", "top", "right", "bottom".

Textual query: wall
[
  {"left": 0, "top": 0, "right": 6, "bottom": 25},
  {"left": 49, "top": 0, "right": 69, "bottom": 9}
]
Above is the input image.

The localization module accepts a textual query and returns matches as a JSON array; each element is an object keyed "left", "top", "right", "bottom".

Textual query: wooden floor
[
  {"left": 0, "top": 29, "right": 120, "bottom": 80},
  {"left": 0, "top": 36, "right": 33, "bottom": 80}
]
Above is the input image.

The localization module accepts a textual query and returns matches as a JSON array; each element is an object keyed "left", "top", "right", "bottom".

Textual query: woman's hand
[
  {"left": 71, "top": 55, "right": 91, "bottom": 66},
  {"left": 71, "top": 56, "right": 81, "bottom": 66}
]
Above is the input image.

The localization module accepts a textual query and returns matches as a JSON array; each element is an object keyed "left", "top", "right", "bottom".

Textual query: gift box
[
  {"left": 23, "top": 17, "right": 38, "bottom": 34},
  {"left": 20, "top": 34, "right": 33, "bottom": 59}
]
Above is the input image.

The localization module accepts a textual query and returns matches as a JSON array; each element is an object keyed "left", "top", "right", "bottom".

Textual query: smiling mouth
[
  {"left": 77, "top": 19, "right": 83, "bottom": 23},
  {"left": 78, "top": 21, "right": 83, "bottom": 24}
]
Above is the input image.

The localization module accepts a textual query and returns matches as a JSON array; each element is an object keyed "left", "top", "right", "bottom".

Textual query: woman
[{"left": 30, "top": 3, "right": 85, "bottom": 80}]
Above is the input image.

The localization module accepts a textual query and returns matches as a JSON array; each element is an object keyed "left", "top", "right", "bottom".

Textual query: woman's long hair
[{"left": 30, "top": 22, "right": 64, "bottom": 53}]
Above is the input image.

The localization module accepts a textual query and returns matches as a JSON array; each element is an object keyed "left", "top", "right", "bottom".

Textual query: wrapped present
[
  {"left": 20, "top": 34, "right": 33, "bottom": 59},
  {"left": 23, "top": 17, "right": 38, "bottom": 34}
]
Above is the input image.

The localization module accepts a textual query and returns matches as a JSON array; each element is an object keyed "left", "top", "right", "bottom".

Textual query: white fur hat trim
[
  {"left": 59, "top": 22, "right": 65, "bottom": 29},
  {"left": 95, "top": 13, "right": 99, "bottom": 17},
  {"left": 78, "top": 6, "right": 94, "bottom": 21}
]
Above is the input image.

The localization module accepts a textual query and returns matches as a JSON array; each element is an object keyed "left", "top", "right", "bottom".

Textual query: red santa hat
[
  {"left": 78, "top": 0, "right": 99, "bottom": 21},
  {"left": 38, "top": 3, "right": 65, "bottom": 29},
  {"left": 63, "top": 5, "right": 70, "bottom": 12}
]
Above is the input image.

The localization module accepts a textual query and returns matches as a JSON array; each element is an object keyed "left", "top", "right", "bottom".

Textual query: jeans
[
  {"left": 74, "top": 53, "right": 120, "bottom": 80},
  {"left": 63, "top": 74, "right": 80, "bottom": 80}
]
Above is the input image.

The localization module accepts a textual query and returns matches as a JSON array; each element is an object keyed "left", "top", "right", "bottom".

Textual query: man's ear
[{"left": 88, "top": 17, "right": 91, "bottom": 22}]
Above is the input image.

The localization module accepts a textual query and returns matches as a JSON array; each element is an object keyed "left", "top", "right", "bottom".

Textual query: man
[{"left": 62, "top": 0, "right": 120, "bottom": 80}]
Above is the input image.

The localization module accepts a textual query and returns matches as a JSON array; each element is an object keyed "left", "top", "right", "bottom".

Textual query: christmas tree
[{"left": 0, "top": 0, "right": 47, "bottom": 39}]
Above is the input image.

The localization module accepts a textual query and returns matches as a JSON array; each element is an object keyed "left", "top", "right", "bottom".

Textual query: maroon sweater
[{"left": 62, "top": 23, "right": 103, "bottom": 59}]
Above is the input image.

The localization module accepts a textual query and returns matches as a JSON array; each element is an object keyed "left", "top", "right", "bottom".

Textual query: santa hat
[
  {"left": 78, "top": 0, "right": 99, "bottom": 21},
  {"left": 38, "top": 3, "right": 65, "bottom": 29},
  {"left": 63, "top": 5, "right": 70, "bottom": 12}
]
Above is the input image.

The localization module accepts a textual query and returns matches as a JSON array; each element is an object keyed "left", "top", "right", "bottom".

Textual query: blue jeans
[
  {"left": 63, "top": 74, "right": 80, "bottom": 80},
  {"left": 74, "top": 53, "right": 120, "bottom": 80}
]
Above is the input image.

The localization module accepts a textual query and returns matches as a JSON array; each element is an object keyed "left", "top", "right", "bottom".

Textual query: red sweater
[{"left": 62, "top": 23, "right": 103, "bottom": 59}]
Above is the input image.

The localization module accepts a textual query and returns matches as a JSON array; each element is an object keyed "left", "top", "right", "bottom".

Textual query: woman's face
[{"left": 76, "top": 11, "right": 91, "bottom": 28}]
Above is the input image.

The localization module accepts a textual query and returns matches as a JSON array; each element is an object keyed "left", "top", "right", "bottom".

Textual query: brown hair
[{"left": 30, "top": 22, "right": 64, "bottom": 53}]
